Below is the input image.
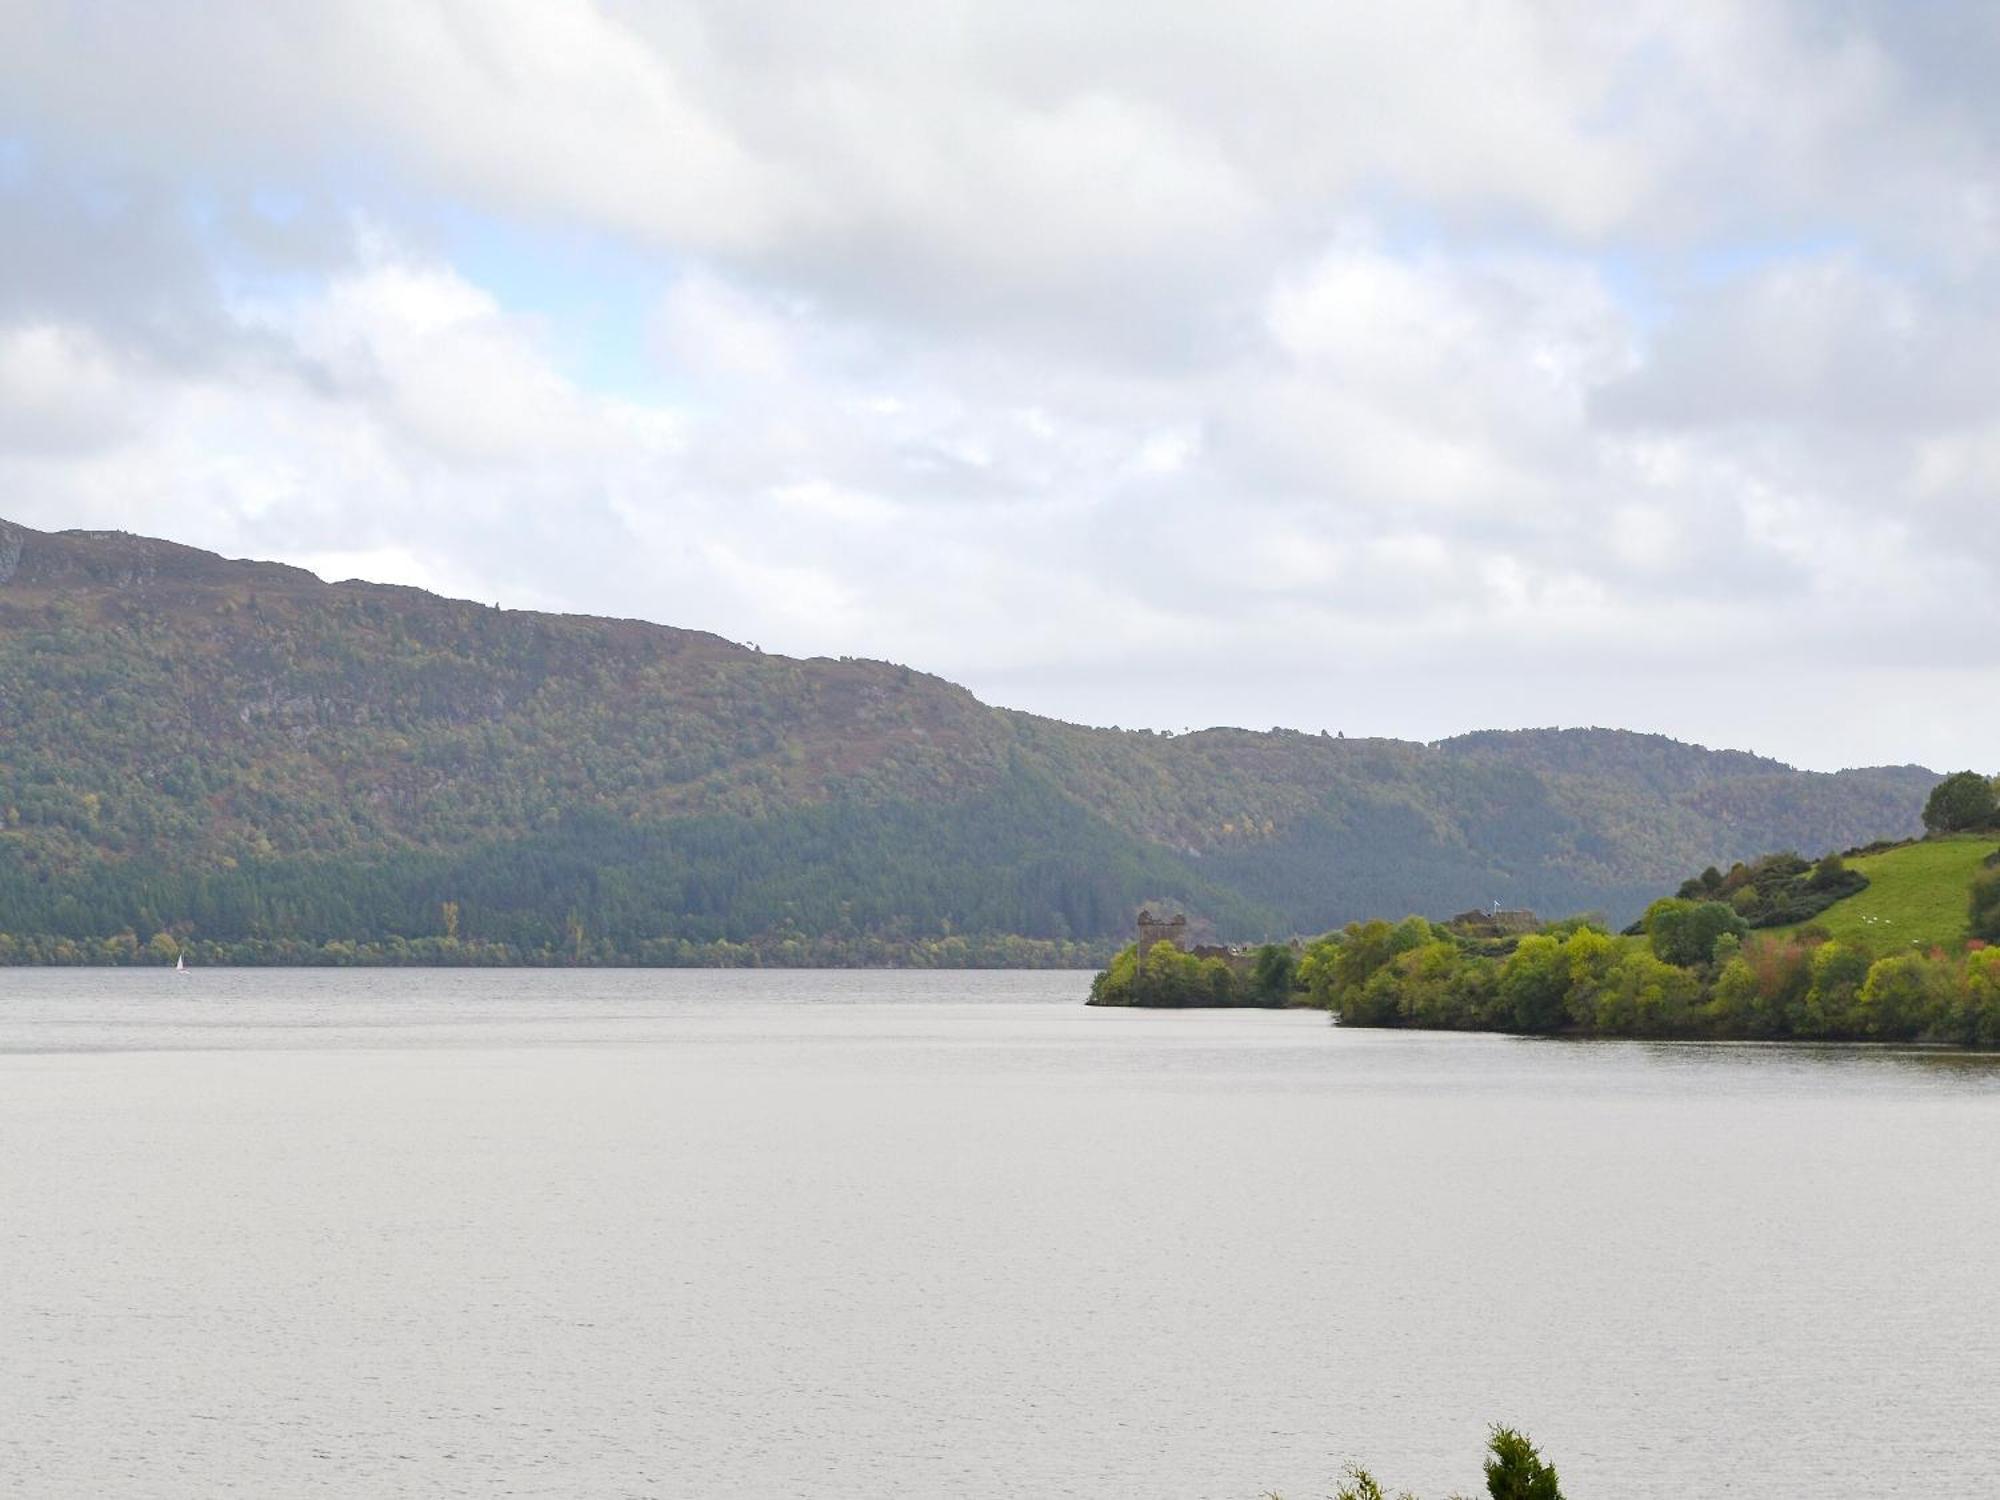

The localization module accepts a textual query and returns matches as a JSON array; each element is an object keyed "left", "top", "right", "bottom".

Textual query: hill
[
  {"left": 1771, "top": 836, "right": 2000, "bottom": 952},
  {"left": 0, "top": 518, "right": 1941, "bottom": 963}
]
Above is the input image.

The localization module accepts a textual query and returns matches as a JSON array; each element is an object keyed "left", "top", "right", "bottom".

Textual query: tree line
[
  {"left": 0, "top": 778, "right": 1249, "bottom": 967},
  {"left": 1292, "top": 903, "right": 2000, "bottom": 1046}
]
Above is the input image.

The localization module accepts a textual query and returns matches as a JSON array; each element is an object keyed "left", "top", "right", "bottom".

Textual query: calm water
[{"left": 4, "top": 970, "right": 1997, "bottom": 1498}]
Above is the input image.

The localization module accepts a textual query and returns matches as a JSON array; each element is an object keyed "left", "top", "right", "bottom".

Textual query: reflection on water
[
  {"left": 4, "top": 968, "right": 1996, "bottom": 1499},
  {"left": 1621, "top": 1033, "right": 2000, "bottom": 1085}
]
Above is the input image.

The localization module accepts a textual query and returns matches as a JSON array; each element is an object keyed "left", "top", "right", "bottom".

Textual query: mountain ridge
[{"left": 0, "top": 517, "right": 1938, "bottom": 961}]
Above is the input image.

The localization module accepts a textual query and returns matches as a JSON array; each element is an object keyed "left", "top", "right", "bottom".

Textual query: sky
[{"left": 1, "top": 1, "right": 1995, "bottom": 773}]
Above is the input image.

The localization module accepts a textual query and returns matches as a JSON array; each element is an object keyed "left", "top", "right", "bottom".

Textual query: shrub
[
  {"left": 1484, "top": 1426, "right": 1564, "bottom": 1500},
  {"left": 1857, "top": 953, "right": 1956, "bottom": 1039},
  {"left": 1969, "top": 867, "right": 2000, "bottom": 944},
  {"left": 1589, "top": 948, "right": 1699, "bottom": 1034},
  {"left": 1705, "top": 933, "right": 1815, "bottom": 1037},
  {"left": 1332, "top": 1465, "right": 1410, "bottom": 1500},
  {"left": 1933, "top": 948, "right": 2000, "bottom": 1048},
  {"left": 1802, "top": 940, "right": 1873, "bottom": 1037}
]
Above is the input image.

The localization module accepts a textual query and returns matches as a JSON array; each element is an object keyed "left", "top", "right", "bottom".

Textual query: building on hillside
[{"left": 1445, "top": 904, "right": 1539, "bottom": 937}]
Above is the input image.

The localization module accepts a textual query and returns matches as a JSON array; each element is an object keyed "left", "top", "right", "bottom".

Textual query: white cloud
[
  {"left": 2, "top": 1, "right": 1998, "bottom": 770},
  {"left": 0, "top": 323, "right": 138, "bottom": 453}
]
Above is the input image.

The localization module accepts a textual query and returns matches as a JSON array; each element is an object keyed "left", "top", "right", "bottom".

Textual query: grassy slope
[{"left": 1773, "top": 836, "right": 2000, "bottom": 951}]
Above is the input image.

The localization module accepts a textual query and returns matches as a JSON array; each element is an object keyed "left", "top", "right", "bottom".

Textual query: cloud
[
  {"left": 0, "top": 323, "right": 139, "bottom": 454},
  {"left": 1, "top": 1, "right": 1998, "bottom": 771}
]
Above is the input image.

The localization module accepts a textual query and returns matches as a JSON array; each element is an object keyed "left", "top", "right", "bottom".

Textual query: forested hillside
[{"left": 0, "top": 520, "right": 1937, "bottom": 963}]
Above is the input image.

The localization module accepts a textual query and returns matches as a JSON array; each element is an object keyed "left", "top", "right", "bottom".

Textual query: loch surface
[{"left": 4, "top": 968, "right": 1996, "bottom": 1498}]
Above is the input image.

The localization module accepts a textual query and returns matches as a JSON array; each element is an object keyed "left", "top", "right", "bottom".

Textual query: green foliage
[
  {"left": 1301, "top": 908, "right": 2000, "bottom": 1045},
  {"left": 1644, "top": 898, "right": 1749, "bottom": 968},
  {"left": 1498, "top": 934, "right": 1574, "bottom": 1033},
  {"left": 1304, "top": 1427, "right": 1561, "bottom": 1500},
  {"left": 1483, "top": 1427, "right": 1564, "bottom": 1500},
  {"left": 1671, "top": 850, "right": 1867, "bottom": 927},
  {"left": 1098, "top": 838, "right": 2000, "bottom": 1048},
  {"left": 1857, "top": 952, "right": 1957, "bottom": 1039},
  {"left": 1706, "top": 934, "right": 1814, "bottom": 1038},
  {"left": 1250, "top": 942, "right": 1298, "bottom": 1004},
  {"left": 0, "top": 522, "right": 1939, "bottom": 964},
  {"left": 1298, "top": 917, "right": 1443, "bottom": 1019},
  {"left": 1086, "top": 940, "right": 1286, "bottom": 1008},
  {"left": 1969, "top": 866, "right": 2000, "bottom": 943},
  {"left": 1088, "top": 945, "right": 1141, "bottom": 1004},
  {"left": 1332, "top": 1466, "right": 1412, "bottom": 1500},
  {"left": 1923, "top": 771, "right": 1999, "bottom": 834},
  {"left": 1800, "top": 940, "right": 1872, "bottom": 1036},
  {"left": 1586, "top": 946, "right": 1699, "bottom": 1034},
  {"left": 0, "top": 778, "right": 1265, "bottom": 967}
]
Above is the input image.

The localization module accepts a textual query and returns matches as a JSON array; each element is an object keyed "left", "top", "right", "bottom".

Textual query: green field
[{"left": 1773, "top": 835, "right": 2000, "bottom": 951}]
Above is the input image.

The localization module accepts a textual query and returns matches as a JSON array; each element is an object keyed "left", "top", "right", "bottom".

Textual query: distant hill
[{"left": 0, "top": 518, "right": 1939, "bottom": 963}]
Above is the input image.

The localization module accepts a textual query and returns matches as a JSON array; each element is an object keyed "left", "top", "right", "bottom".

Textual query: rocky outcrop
[{"left": 0, "top": 519, "right": 320, "bottom": 592}]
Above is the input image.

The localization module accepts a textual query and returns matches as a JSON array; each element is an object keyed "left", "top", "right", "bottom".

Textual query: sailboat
[{"left": 175, "top": 953, "right": 187, "bottom": 974}]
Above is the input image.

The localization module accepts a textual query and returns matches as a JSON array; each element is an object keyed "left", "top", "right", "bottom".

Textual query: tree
[
  {"left": 1802, "top": 940, "right": 1873, "bottom": 1037},
  {"left": 1922, "top": 771, "right": 1998, "bottom": 834},
  {"left": 1251, "top": 942, "right": 1298, "bottom": 1004},
  {"left": 1857, "top": 953, "right": 1953, "bottom": 1039},
  {"left": 1644, "top": 898, "right": 1748, "bottom": 968},
  {"left": 1970, "top": 866, "right": 2000, "bottom": 944},
  {"left": 1498, "top": 935, "right": 1571, "bottom": 1033},
  {"left": 1307, "top": 917, "right": 1440, "bottom": 1014},
  {"left": 1483, "top": 1426, "right": 1563, "bottom": 1500}
]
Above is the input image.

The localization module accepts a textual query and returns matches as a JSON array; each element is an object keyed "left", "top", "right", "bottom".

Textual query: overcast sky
[{"left": 2, "top": 2, "right": 1995, "bottom": 771}]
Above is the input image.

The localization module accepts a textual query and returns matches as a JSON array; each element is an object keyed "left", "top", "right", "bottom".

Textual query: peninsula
[{"left": 1090, "top": 779, "right": 2000, "bottom": 1045}]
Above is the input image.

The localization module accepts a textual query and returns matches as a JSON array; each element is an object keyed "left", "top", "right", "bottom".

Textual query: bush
[
  {"left": 1801, "top": 940, "right": 1873, "bottom": 1037},
  {"left": 1250, "top": 942, "right": 1298, "bottom": 1003},
  {"left": 1705, "top": 934, "right": 1814, "bottom": 1037},
  {"left": 1934, "top": 948, "right": 2000, "bottom": 1048},
  {"left": 1332, "top": 1465, "right": 1408, "bottom": 1500},
  {"left": 1970, "top": 867, "right": 2000, "bottom": 944},
  {"left": 1484, "top": 1426, "right": 1564, "bottom": 1500},
  {"left": 1664, "top": 850, "right": 1866, "bottom": 929},
  {"left": 1858, "top": 953, "right": 1955, "bottom": 1039}
]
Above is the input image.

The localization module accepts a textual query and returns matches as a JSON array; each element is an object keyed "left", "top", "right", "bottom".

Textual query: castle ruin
[
  {"left": 1134, "top": 909, "right": 1188, "bottom": 965},
  {"left": 1445, "top": 906, "right": 1539, "bottom": 937}
]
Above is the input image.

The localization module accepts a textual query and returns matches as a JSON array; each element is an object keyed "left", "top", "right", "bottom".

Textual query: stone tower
[{"left": 1135, "top": 909, "right": 1188, "bottom": 966}]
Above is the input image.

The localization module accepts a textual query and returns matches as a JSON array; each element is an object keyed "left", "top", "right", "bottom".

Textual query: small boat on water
[{"left": 175, "top": 953, "right": 187, "bottom": 974}]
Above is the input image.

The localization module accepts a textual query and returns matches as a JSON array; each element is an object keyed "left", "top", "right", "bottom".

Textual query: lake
[{"left": 3, "top": 968, "right": 1996, "bottom": 1497}]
